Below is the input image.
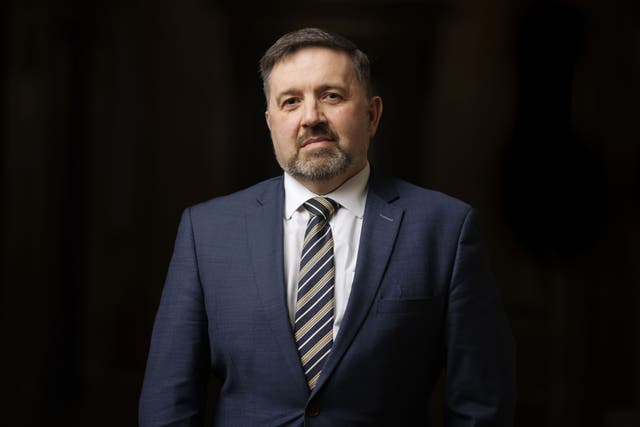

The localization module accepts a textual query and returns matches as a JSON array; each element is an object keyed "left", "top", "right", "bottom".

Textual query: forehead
[{"left": 268, "top": 47, "right": 357, "bottom": 92}]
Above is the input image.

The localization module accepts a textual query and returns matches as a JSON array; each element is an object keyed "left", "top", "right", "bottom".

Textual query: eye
[
  {"left": 322, "top": 92, "right": 343, "bottom": 103},
  {"left": 281, "top": 97, "right": 299, "bottom": 108}
]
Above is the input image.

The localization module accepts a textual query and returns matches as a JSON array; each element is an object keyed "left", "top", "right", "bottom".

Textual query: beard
[
  {"left": 279, "top": 123, "right": 352, "bottom": 181},
  {"left": 284, "top": 145, "right": 352, "bottom": 181}
]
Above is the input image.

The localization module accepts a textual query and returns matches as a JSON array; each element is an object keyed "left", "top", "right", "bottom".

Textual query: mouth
[{"left": 301, "top": 136, "right": 335, "bottom": 148}]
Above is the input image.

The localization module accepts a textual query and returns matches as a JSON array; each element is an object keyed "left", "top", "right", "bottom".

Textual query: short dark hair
[{"left": 259, "top": 27, "right": 373, "bottom": 100}]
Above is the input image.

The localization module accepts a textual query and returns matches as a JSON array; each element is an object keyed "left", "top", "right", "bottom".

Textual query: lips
[{"left": 302, "top": 136, "right": 334, "bottom": 147}]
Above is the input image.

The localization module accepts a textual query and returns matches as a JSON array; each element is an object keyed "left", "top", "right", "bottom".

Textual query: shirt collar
[{"left": 284, "top": 163, "right": 370, "bottom": 220}]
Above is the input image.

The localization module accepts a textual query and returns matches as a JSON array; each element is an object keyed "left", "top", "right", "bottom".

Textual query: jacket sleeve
[
  {"left": 139, "top": 208, "right": 210, "bottom": 427},
  {"left": 445, "top": 208, "right": 516, "bottom": 426}
]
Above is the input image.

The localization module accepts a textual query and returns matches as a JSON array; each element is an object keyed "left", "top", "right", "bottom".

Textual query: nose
[{"left": 301, "top": 100, "right": 325, "bottom": 128}]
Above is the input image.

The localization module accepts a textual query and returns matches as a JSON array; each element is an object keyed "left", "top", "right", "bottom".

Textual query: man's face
[{"left": 265, "top": 47, "right": 382, "bottom": 192}]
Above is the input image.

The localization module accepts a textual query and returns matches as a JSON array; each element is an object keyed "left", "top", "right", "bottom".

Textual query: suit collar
[{"left": 367, "top": 171, "right": 400, "bottom": 203}]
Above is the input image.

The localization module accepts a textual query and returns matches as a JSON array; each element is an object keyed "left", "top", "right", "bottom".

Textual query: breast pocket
[
  {"left": 374, "top": 295, "right": 445, "bottom": 346},
  {"left": 377, "top": 295, "right": 444, "bottom": 315}
]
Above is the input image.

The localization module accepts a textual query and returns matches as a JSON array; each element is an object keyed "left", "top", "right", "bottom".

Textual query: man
[{"left": 140, "top": 28, "right": 516, "bottom": 426}]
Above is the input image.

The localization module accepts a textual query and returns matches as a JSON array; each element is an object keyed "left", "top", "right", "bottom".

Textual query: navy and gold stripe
[{"left": 294, "top": 197, "right": 339, "bottom": 390}]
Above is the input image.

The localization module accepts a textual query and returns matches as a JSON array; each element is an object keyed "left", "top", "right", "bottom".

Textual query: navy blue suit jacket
[{"left": 139, "top": 174, "right": 516, "bottom": 426}]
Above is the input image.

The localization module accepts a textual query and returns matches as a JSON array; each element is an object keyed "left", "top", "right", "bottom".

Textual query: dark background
[{"left": 2, "top": 0, "right": 639, "bottom": 425}]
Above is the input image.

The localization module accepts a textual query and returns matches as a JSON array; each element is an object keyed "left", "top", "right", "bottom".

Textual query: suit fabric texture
[{"left": 139, "top": 174, "right": 516, "bottom": 426}]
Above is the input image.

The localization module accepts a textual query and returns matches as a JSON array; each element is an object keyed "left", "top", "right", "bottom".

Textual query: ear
[
  {"left": 265, "top": 110, "right": 271, "bottom": 131},
  {"left": 367, "top": 96, "right": 383, "bottom": 137}
]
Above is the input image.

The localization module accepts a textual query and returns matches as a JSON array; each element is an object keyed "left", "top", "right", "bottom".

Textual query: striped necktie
[{"left": 294, "top": 196, "right": 339, "bottom": 390}]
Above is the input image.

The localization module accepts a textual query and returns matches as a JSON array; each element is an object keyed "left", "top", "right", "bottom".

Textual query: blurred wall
[{"left": 2, "top": 0, "right": 638, "bottom": 425}]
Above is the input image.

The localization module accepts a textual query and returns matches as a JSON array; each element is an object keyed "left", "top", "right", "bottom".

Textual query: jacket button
[{"left": 307, "top": 405, "right": 320, "bottom": 417}]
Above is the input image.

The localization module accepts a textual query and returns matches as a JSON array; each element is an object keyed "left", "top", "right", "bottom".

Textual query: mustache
[{"left": 297, "top": 124, "right": 338, "bottom": 146}]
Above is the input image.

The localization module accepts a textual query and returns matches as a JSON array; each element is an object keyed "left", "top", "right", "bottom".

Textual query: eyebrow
[
  {"left": 317, "top": 84, "right": 348, "bottom": 94},
  {"left": 275, "top": 89, "right": 301, "bottom": 102},
  {"left": 274, "top": 84, "right": 349, "bottom": 103}
]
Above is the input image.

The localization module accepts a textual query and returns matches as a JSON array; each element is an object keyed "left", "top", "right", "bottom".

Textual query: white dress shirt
[{"left": 283, "top": 163, "right": 369, "bottom": 339}]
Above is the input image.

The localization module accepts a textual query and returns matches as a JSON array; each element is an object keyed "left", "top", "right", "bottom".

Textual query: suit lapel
[
  {"left": 311, "top": 175, "right": 403, "bottom": 397},
  {"left": 246, "top": 178, "right": 309, "bottom": 395}
]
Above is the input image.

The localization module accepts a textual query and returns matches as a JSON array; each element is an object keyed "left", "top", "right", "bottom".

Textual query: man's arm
[
  {"left": 445, "top": 208, "right": 516, "bottom": 426},
  {"left": 139, "top": 208, "right": 210, "bottom": 427}
]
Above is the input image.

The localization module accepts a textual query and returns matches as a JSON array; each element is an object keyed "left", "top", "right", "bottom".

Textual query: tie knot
[{"left": 304, "top": 197, "right": 339, "bottom": 221}]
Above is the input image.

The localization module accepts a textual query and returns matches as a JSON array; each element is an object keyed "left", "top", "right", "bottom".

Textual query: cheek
[
  {"left": 273, "top": 116, "right": 300, "bottom": 139},
  {"left": 270, "top": 124, "right": 298, "bottom": 156},
  {"left": 336, "top": 116, "right": 368, "bottom": 142},
  {"left": 333, "top": 106, "right": 367, "bottom": 132}
]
